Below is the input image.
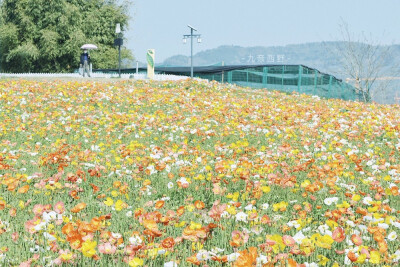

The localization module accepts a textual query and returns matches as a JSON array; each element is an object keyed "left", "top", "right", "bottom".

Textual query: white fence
[{"left": 0, "top": 72, "right": 191, "bottom": 81}]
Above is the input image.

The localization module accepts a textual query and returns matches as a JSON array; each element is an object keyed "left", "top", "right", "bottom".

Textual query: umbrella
[{"left": 80, "top": 44, "right": 98, "bottom": 50}]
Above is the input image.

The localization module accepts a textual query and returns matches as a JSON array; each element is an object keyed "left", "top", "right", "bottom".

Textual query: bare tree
[{"left": 331, "top": 20, "right": 395, "bottom": 102}]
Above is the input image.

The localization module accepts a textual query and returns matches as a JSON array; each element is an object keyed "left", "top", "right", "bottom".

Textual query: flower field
[{"left": 1, "top": 79, "right": 400, "bottom": 266}]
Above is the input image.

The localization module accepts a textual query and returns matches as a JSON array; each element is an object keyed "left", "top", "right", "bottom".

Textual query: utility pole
[{"left": 183, "top": 25, "right": 201, "bottom": 79}]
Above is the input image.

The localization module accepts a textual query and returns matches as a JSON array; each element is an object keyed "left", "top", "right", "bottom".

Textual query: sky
[{"left": 125, "top": 0, "right": 400, "bottom": 63}]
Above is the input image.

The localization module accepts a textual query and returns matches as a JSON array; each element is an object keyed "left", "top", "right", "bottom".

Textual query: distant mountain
[
  {"left": 162, "top": 42, "right": 400, "bottom": 104},
  {"left": 162, "top": 42, "right": 400, "bottom": 79}
]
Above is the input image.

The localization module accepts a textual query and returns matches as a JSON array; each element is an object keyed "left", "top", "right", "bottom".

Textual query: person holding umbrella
[
  {"left": 80, "top": 44, "right": 98, "bottom": 77},
  {"left": 80, "top": 49, "right": 91, "bottom": 77}
]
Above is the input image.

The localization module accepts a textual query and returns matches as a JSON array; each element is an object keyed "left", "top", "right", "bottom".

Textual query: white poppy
[
  {"left": 164, "top": 261, "right": 178, "bottom": 267},
  {"left": 324, "top": 197, "right": 338, "bottom": 206},
  {"left": 293, "top": 231, "right": 306, "bottom": 244},
  {"left": 196, "top": 250, "right": 210, "bottom": 261},
  {"left": 227, "top": 252, "right": 240, "bottom": 262},
  {"left": 362, "top": 196, "right": 373, "bottom": 205},
  {"left": 235, "top": 211, "right": 248, "bottom": 222},
  {"left": 388, "top": 231, "right": 398, "bottom": 241}
]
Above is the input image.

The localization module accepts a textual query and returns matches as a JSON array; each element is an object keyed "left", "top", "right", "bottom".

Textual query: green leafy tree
[{"left": 0, "top": 0, "right": 133, "bottom": 73}]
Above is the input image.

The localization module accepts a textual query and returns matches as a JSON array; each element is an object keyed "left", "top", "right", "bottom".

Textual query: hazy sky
[{"left": 125, "top": 0, "right": 400, "bottom": 63}]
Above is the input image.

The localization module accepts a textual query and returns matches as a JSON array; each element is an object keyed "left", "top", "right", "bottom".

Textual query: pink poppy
[
  {"left": 32, "top": 204, "right": 45, "bottom": 216},
  {"left": 54, "top": 201, "right": 65, "bottom": 214},
  {"left": 360, "top": 247, "right": 370, "bottom": 259},
  {"left": 282, "top": 235, "right": 296, "bottom": 247},
  {"left": 12, "top": 232, "right": 19, "bottom": 242},
  {"left": 208, "top": 201, "right": 227, "bottom": 220},
  {"left": 351, "top": 234, "right": 362, "bottom": 246},
  {"left": 98, "top": 242, "right": 117, "bottom": 254},
  {"left": 332, "top": 227, "right": 346, "bottom": 243},
  {"left": 275, "top": 253, "right": 288, "bottom": 261},
  {"left": 265, "top": 239, "right": 277, "bottom": 246},
  {"left": 19, "top": 259, "right": 32, "bottom": 267}
]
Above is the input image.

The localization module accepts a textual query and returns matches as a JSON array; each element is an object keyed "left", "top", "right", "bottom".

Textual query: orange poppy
[
  {"left": 212, "top": 255, "right": 228, "bottom": 263},
  {"left": 378, "top": 241, "right": 388, "bottom": 253},
  {"left": 261, "top": 215, "right": 271, "bottom": 225},
  {"left": 373, "top": 232, "right": 385, "bottom": 243},
  {"left": 143, "top": 219, "right": 157, "bottom": 230},
  {"left": 143, "top": 219, "right": 162, "bottom": 237},
  {"left": 195, "top": 228, "right": 208, "bottom": 239},
  {"left": 71, "top": 202, "right": 86, "bottom": 213},
  {"left": 186, "top": 254, "right": 201, "bottom": 265},
  {"left": 207, "top": 223, "right": 218, "bottom": 229},
  {"left": 347, "top": 251, "right": 358, "bottom": 262},
  {"left": 356, "top": 207, "right": 368, "bottom": 216},
  {"left": 69, "top": 236, "right": 83, "bottom": 250},
  {"left": 8, "top": 208, "right": 16, "bottom": 217},
  {"left": 97, "top": 194, "right": 106, "bottom": 199},
  {"left": 160, "top": 216, "right": 170, "bottom": 225},
  {"left": 293, "top": 204, "right": 302, "bottom": 211},
  {"left": 0, "top": 200, "right": 6, "bottom": 210},
  {"left": 90, "top": 183, "right": 99, "bottom": 193},
  {"left": 182, "top": 227, "right": 197, "bottom": 241},
  {"left": 176, "top": 206, "right": 185, "bottom": 216},
  {"left": 92, "top": 254, "right": 100, "bottom": 261},
  {"left": 233, "top": 202, "right": 242, "bottom": 208},
  {"left": 161, "top": 237, "right": 175, "bottom": 249},
  {"left": 194, "top": 200, "right": 205, "bottom": 210},
  {"left": 119, "top": 184, "right": 129, "bottom": 194},
  {"left": 90, "top": 217, "right": 103, "bottom": 231},
  {"left": 233, "top": 247, "right": 257, "bottom": 267},
  {"left": 391, "top": 186, "right": 399, "bottom": 196},
  {"left": 62, "top": 223, "right": 75, "bottom": 236},
  {"left": 17, "top": 185, "right": 29, "bottom": 194},
  {"left": 287, "top": 258, "right": 298, "bottom": 267},
  {"left": 155, "top": 162, "right": 166, "bottom": 171},
  {"left": 155, "top": 200, "right": 165, "bottom": 209},
  {"left": 70, "top": 190, "right": 80, "bottom": 200}
]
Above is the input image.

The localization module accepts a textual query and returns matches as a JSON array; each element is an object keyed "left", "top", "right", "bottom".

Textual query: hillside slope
[{"left": 0, "top": 79, "right": 400, "bottom": 266}]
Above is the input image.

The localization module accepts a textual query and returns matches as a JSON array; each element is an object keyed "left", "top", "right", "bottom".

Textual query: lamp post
[
  {"left": 114, "top": 23, "right": 123, "bottom": 78},
  {"left": 183, "top": 25, "right": 201, "bottom": 79}
]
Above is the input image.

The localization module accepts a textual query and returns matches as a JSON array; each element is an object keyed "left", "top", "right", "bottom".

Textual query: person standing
[{"left": 80, "top": 50, "right": 91, "bottom": 77}]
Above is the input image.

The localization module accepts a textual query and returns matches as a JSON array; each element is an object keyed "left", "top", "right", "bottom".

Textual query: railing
[{"left": 0, "top": 72, "right": 190, "bottom": 81}]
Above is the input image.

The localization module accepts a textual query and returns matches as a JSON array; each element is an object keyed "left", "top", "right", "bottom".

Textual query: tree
[
  {"left": 0, "top": 0, "right": 133, "bottom": 73},
  {"left": 330, "top": 20, "right": 395, "bottom": 102}
]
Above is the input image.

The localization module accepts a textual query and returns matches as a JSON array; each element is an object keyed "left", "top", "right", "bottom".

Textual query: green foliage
[
  {"left": 90, "top": 45, "right": 133, "bottom": 69},
  {"left": 0, "top": 0, "right": 133, "bottom": 72}
]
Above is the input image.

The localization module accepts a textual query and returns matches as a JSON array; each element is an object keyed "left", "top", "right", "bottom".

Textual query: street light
[
  {"left": 183, "top": 25, "right": 201, "bottom": 78},
  {"left": 114, "top": 23, "right": 123, "bottom": 78}
]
